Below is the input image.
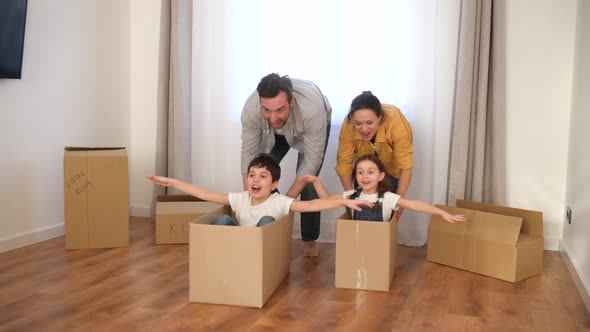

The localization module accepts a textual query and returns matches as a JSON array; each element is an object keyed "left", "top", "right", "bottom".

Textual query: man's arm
[
  {"left": 242, "top": 174, "right": 249, "bottom": 191},
  {"left": 297, "top": 117, "right": 328, "bottom": 177},
  {"left": 286, "top": 128, "right": 324, "bottom": 197},
  {"left": 288, "top": 175, "right": 340, "bottom": 199},
  {"left": 285, "top": 105, "right": 329, "bottom": 197},
  {"left": 240, "top": 93, "right": 264, "bottom": 178}
]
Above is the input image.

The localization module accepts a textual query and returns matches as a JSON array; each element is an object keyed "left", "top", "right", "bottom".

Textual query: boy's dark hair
[
  {"left": 347, "top": 91, "right": 383, "bottom": 120},
  {"left": 351, "top": 154, "right": 393, "bottom": 200},
  {"left": 248, "top": 154, "right": 281, "bottom": 182},
  {"left": 256, "top": 73, "right": 293, "bottom": 102}
]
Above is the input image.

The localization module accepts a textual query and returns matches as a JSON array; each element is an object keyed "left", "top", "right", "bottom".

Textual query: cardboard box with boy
[{"left": 189, "top": 206, "right": 294, "bottom": 308}]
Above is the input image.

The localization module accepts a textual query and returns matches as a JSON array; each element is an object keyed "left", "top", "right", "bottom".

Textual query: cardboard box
[
  {"left": 63, "top": 147, "right": 129, "bottom": 249},
  {"left": 189, "top": 205, "right": 293, "bottom": 308},
  {"left": 335, "top": 212, "right": 398, "bottom": 292},
  {"left": 155, "top": 195, "right": 222, "bottom": 244},
  {"left": 427, "top": 200, "right": 544, "bottom": 282}
]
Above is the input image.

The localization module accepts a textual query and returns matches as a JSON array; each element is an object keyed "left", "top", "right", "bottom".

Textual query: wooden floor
[{"left": 1, "top": 218, "right": 589, "bottom": 332}]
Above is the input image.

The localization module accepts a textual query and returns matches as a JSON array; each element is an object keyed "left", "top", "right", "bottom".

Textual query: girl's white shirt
[{"left": 343, "top": 190, "right": 401, "bottom": 222}]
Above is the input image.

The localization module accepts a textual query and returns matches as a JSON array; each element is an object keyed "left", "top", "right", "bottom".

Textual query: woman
[{"left": 336, "top": 91, "right": 414, "bottom": 219}]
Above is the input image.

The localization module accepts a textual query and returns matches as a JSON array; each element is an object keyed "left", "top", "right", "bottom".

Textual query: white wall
[
  {"left": 504, "top": 0, "right": 577, "bottom": 250},
  {"left": 0, "top": 1, "right": 131, "bottom": 252},
  {"left": 562, "top": 0, "right": 590, "bottom": 308}
]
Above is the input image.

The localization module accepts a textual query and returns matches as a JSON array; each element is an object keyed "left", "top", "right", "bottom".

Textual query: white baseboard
[
  {"left": 1, "top": 207, "right": 151, "bottom": 254},
  {"left": 130, "top": 205, "right": 152, "bottom": 218},
  {"left": 0, "top": 223, "right": 64, "bottom": 254},
  {"left": 559, "top": 241, "right": 590, "bottom": 314}
]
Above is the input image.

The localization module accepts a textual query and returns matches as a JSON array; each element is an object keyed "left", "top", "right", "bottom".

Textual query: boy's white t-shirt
[
  {"left": 343, "top": 190, "right": 401, "bottom": 221},
  {"left": 228, "top": 192, "right": 294, "bottom": 227}
]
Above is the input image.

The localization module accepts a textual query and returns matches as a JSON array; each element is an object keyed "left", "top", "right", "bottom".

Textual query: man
[{"left": 241, "top": 73, "right": 332, "bottom": 257}]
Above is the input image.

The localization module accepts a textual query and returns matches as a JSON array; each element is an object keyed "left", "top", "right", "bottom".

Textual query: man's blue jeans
[
  {"left": 212, "top": 214, "right": 275, "bottom": 227},
  {"left": 269, "top": 122, "right": 331, "bottom": 241}
]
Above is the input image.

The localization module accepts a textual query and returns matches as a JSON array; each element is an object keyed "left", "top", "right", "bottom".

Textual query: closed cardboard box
[
  {"left": 335, "top": 212, "right": 398, "bottom": 292},
  {"left": 427, "top": 200, "right": 544, "bottom": 282},
  {"left": 189, "top": 205, "right": 293, "bottom": 308},
  {"left": 63, "top": 147, "right": 129, "bottom": 249},
  {"left": 155, "top": 195, "right": 222, "bottom": 244}
]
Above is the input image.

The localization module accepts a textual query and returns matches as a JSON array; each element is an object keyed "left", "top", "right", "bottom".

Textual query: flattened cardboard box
[
  {"left": 335, "top": 211, "right": 397, "bottom": 292},
  {"left": 189, "top": 206, "right": 293, "bottom": 308},
  {"left": 155, "top": 195, "right": 222, "bottom": 244},
  {"left": 64, "top": 147, "right": 129, "bottom": 249},
  {"left": 427, "top": 200, "right": 544, "bottom": 282}
]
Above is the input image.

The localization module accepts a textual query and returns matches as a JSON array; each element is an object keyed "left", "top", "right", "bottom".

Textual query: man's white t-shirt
[
  {"left": 228, "top": 192, "right": 294, "bottom": 227},
  {"left": 343, "top": 190, "right": 401, "bottom": 222}
]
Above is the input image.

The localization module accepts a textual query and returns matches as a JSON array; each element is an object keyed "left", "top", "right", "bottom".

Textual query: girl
[{"left": 299, "top": 154, "right": 466, "bottom": 223}]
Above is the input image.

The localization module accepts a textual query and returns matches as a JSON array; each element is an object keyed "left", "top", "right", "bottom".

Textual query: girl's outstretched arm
[
  {"left": 147, "top": 176, "right": 230, "bottom": 205},
  {"left": 396, "top": 198, "right": 467, "bottom": 224},
  {"left": 290, "top": 198, "right": 373, "bottom": 213}
]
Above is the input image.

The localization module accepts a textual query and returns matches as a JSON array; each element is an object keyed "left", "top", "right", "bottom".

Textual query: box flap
[
  {"left": 64, "top": 148, "right": 127, "bottom": 158},
  {"left": 157, "top": 194, "right": 203, "bottom": 202},
  {"left": 156, "top": 201, "right": 222, "bottom": 214},
  {"left": 457, "top": 200, "right": 543, "bottom": 237},
  {"left": 65, "top": 146, "right": 126, "bottom": 151},
  {"left": 517, "top": 232, "right": 542, "bottom": 245},
  {"left": 515, "top": 235, "right": 544, "bottom": 281},
  {"left": 436, "top": 206, "right": 523, "bottom": 245}
]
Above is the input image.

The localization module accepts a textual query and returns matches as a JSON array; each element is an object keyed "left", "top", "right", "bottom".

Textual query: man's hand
[{"left": 300, "top": 174, "right": 318, "bottom": 184}]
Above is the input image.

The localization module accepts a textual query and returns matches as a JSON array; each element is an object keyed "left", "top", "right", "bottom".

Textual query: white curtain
[
  {"left": 447, "top": 0, "right": 506, "bottom": 206},
  {"left": 191, "top": 0, "right": 461, "bottom": 245},
  {"left": 153, "top": 0, "right": 193, "bottom": 210}
]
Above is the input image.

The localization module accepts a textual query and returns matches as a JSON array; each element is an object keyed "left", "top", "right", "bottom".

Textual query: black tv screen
[{"left": 0, "top": 0, "right": 28, "bottom": 79}]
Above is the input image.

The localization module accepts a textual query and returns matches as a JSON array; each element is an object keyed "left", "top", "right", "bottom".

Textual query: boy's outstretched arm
[
  {"left": 290, "top": 198, "right": 373, "bottom": 213},
  {"left": 396, "top": 198, "right": 467, "bottom": 224},
  {"left": 147, "top": 176, "right": 230, "bottom": 205}
]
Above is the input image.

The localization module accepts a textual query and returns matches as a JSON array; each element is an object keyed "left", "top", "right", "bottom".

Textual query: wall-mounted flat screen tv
[{"left": 0, "top": 0, "right": 28, "bottom": 79}]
